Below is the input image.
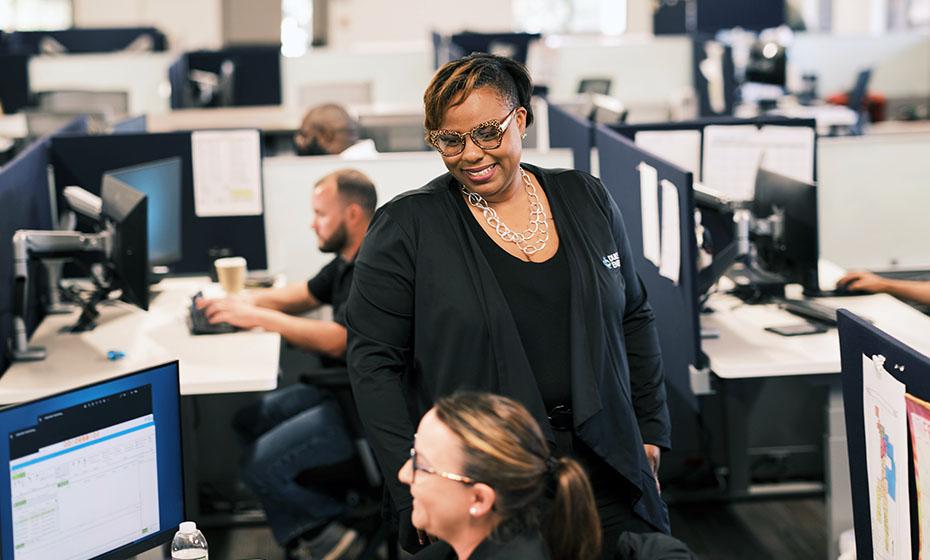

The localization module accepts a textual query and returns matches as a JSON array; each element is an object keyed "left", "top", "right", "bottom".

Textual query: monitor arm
[
  {"left": 733, "top": 206, "right": 785, "bottom": 261},
  {"left": 10, "top": 229, "right": 112, "bottom": 362}
]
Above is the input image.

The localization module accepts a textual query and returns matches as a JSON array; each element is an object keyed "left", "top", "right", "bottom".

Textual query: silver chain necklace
[{"left": 461, "top": 167, "right": 549, "bottom": 256}]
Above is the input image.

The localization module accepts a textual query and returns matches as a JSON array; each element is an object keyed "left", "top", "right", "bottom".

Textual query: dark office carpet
[
  {"left": 205, "top": 498, "right": 824, "bottom": 560},
  {"left": 669, "top": 498, "right": 826, "bottom": 560}
]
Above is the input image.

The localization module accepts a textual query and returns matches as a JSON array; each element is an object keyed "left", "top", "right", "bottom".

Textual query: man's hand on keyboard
[{"left": 197, "top": 296, "right": 269, "bottom": 330}]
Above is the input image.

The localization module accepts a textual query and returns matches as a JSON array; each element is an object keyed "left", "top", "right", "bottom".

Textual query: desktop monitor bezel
[
  {"left": 752, "top": 167, "right": 820, "bottom": 295},
  {"left": 101, "top": 175, "right": 149, "bottom": 311},
  {"left": 0, "top": 360, "right": 185, "bottom": 560},
  {"left": 103, "top": 157, "right": 183, "bottom": 269}
]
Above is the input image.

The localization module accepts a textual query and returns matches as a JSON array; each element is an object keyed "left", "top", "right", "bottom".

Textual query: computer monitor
[
  {"left": 103, "top": 158, "right": 182, "bottom": 270},
  {"left": 0, "top": 361, "right": 184, "bottom": 560},
  {"left": 752, "top": 168, "right": 819, "bottom": 294},
  {"left": 101, "top": 175, "right": 149, "bottom": 311},
  {"left": 745, "top": 41, "right": 787, "bottom": 88}
]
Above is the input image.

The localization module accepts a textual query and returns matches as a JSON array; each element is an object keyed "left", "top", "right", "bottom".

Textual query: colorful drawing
[
  {"left": 907, "top": 394, "right": 930, "bottom": 559},
  {"left": 863, "top": 354, "right": 910, "bottom": 560}
]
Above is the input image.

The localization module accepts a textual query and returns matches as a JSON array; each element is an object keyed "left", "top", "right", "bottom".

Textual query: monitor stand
[
  {"left": 726, "top": 262, "right": 786, "bottom": 303},
  {"left": 149, "top": 265, "right": 170, "bottom": 285}
]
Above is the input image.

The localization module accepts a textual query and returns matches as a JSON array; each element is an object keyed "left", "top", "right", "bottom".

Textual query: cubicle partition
[
  {"left": 838, "top": 310, "right": 930, "bottom": 559},
  {"left": 611, "top": 116, "right": 817, "bottom": 201},
  {"left": 818, "top": 132, "right": 930, "bottom": 272},
  {"left": 28, "top": 52, "right": 173, "bottom": 115},
  {"left": 0, "top": 54, "right": 31, "bottom": 114},
  {"left": 594, "top": 124, "right": 701, "bottom": 410},
  {"left": 547, "top": 102, "right": 592, "bottom": 173},
  {"left": 280, "top": 46, "right": 433, "bottom": 108},
  {"left": 50, "top": 131, "right": 268, "bottom": 274},
  {"left": 0, "top": 117, "right": 88, "bottom": 374}
]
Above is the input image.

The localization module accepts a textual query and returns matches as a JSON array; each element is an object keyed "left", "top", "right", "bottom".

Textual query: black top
[
  {"left": 413, "top": 532, "right": 551, "bottom": 560},
  {"left": 346, "top": 164, "right": 671, "bottom": 538},
  {"left": 307, "top": 256, "right": 354, "bottom": 326},
  {"left": 454, "top": 189, "right": 572, "bottom": 411}
]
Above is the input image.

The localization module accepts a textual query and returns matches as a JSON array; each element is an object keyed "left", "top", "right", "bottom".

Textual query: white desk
[
  {"left": 0, "top": 277, "right": 280, "bottom": 405},
  {"left": 701, "top": 276, "right": 930, "bottom": 559}
]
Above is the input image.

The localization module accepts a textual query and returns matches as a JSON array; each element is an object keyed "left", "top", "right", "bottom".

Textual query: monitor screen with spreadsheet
[{"left": 0, "top": 362, "right": 184, "bottom": 560}]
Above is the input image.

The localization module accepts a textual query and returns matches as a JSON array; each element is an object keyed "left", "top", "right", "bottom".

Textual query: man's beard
[{"left": 319, "top": 223, "right": 348, "bottom": 254}]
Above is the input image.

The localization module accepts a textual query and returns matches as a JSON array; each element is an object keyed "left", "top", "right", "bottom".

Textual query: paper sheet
[
  {"left": 635, "top": 130, "right": 702, "bottom": 180},
  {"left": 191, "top": 129, "right": 263, "bottom": 217},
  {"left": 701, "top": 125, "right": 763, "bottom": 201},
  {"left": 638, "top": 162, "right": 661, "bottom": 267},
  {"left": 758, "top": 125, "right": 815, "bottom": 184},
  {"left": 907, "top": 393, "right": 930, "bottom": 559},
  {"left": 659, "top": 179, "right": 680, "bottom": 284},
  {"left": 863, "top": 354, "right": 910, "bottom": 560}
]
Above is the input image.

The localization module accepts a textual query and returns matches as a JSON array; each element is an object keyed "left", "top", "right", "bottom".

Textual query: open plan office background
[
  {"left": 49, "top": 131, "right": 268, "bottom": 274},
  {"left": 547, "top": 102, "right": 592, "bottom": 173},
  {"left": 0, "top": 117, "right": 89, "bottom": 374},
  {"left": 1, "top": 27, "right": 167, "bottom": 55},
  {"left": 838, "top": 310, "right": 930, "bottom": 559},
  {"left": 169, "top": 46, "right": 282, "bottom": 109}
]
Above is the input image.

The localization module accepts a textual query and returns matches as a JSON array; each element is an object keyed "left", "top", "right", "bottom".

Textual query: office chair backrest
[{"left": 847, "top": 68, "right": 872, "bottom": 113}]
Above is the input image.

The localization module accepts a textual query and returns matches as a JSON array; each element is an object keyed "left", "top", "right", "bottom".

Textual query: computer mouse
[{"left": 830, "top": 283, "right": 870, "bottom": 297}]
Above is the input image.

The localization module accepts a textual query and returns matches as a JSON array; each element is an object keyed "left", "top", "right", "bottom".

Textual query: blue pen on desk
[{"left": 107, "top": 350, "right": 125, "bottom": 361}]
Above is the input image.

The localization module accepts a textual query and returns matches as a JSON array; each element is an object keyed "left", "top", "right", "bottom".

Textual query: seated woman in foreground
[{"left": 401, "top": 392, "right": 601, "bottom": 560}]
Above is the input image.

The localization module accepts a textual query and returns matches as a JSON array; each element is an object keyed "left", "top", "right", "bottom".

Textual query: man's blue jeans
[{"left": 234, "top": 384, "right": 355, "bottom": 545}]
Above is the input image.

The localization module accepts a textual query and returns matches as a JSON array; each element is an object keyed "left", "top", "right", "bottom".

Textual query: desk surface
[
  {"left": 0, "top": 277, "right": 280, "bottom": 404},
  {"left": 703, "top": 290, "right": 930, "bottom": 380}
]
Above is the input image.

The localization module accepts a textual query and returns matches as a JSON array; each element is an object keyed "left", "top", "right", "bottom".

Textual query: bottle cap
[{"left": 179, "top": 521, "right": 197, "bottom": 534}]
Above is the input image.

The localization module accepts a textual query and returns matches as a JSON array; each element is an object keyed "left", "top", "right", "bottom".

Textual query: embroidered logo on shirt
[{"left": 602, "top": 252, "right": 621, "bottom": 269}]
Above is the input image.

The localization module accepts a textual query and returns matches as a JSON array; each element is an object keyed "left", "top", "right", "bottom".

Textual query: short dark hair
[
  {"left": 320, "top": 168, "right": 377, "bottom": 218},
  {"left": 423, "top": 53, "right": 534, "bottom": 132}
]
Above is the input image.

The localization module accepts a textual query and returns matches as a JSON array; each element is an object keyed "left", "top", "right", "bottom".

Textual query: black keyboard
[
  {"left": 778, "top": 298, "right": 838, "bottom": 326},
  {"left": 189, "top": 292, "right": 238, "bottom": 335}
]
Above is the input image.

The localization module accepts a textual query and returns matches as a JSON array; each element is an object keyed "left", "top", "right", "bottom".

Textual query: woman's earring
[
  {"left": 521, "top": 133, "right": 527, "bottom": 140},
  {"left": 469, "top": 506, "right": 478, "bottom": 516}
]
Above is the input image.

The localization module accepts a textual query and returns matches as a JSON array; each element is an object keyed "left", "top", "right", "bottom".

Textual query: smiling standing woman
[{"left": 346, "top": 53, "right": 671, "bottom": 558}]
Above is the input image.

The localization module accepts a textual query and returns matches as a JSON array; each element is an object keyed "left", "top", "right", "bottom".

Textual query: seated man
[
  {"left": 837, "top": 271, "right": 930, "bottom": 306},
  {"left": 293, "top": 103, "right": 378, "bottom": 159},
  {"left": 199, "top": 168, "right": 377, "bottom": 560}
]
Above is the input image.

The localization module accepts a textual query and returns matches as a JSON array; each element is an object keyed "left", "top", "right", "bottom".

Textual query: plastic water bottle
[{"left": 171, "top": 521, "right": 208, "bottom": 560}]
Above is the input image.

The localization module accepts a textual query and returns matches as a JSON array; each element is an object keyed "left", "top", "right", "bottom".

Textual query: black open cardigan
[{"left": 346, "top": 163, "right": 672, "bottom": 532}]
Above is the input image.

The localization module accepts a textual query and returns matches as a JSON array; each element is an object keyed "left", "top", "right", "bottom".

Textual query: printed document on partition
[
  {"left": 906, "top": 393, "right": 930, "bottom": 559},
  {"left": 634, "top": 130, "right": 702, "bottom": 181},
  {"left": 863, "top": 354, "right": 910, "bottom": 560},
  {"left": 659, "top": 180, "right": 680, "bottom": 284},
  {"left": 191, "top": 129, "right": 263, "bottom": 217},
  {"left": 758, "top": 125, "right": 815, "bottom": 184},
  {"left": 701, "top": 125, "right": 763, "bottom": 201},
  {"left": 638, "top": 162, "right": 661, "bottom": 267}
]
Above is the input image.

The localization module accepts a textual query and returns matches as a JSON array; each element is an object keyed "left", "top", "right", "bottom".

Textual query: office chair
[
  {"left": 299, "top": 366, "right": 400, "bottom": 560},
  {"left": 846, "top": 68, "right": 872, "bottom": 135}
]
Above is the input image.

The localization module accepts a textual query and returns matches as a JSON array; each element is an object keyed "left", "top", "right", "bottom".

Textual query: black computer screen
[
  {"left": 753, "top": 168, "right": 819, "bottom": 294},
  {"left": 104, "top": 158, "right": 182, "bottom": 269},
  {"left": 0, "top": 362, "right": 184, "bottom": 560}
]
